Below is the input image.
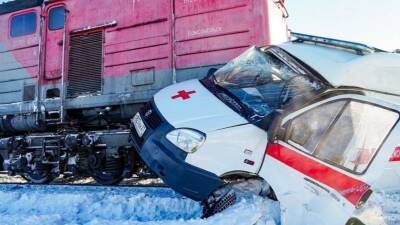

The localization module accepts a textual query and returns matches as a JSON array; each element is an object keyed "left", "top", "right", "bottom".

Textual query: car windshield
[{"left": 212, "top": 46, "right": 325, "bottom": 121}]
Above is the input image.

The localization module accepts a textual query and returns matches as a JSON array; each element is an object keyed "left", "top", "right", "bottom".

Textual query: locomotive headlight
[{"left": 166, "top": 129, "right": 206, "bottom": 153}]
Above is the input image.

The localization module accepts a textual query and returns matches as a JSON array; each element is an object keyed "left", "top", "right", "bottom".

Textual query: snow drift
[
  {"left": 0, "top": 184, "right": 396, "bottom": 225},
  {"left": 0, "top": 185, "right": 280, "bottom": 225}
]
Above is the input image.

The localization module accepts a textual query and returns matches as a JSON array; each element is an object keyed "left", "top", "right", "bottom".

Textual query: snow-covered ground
[
  {"left": 355, "top": 191, "right": 400, "bottom": 225},
  {"left": 0, "top": 183, "right": 397, "bottom": 225},
  {"left": 0, "top": 184, "right": 280, "bottom": 225}
]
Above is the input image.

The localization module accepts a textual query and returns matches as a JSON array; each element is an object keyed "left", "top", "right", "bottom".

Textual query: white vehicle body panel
[
  {"left": 259, "top": 141, "right": 354, "bottom": 225},
  {"left": 154, "top": 79, "right": 248, "bottom": 133},
  {"left": 260, "top": 94, "right": 400, "bottom": 225},
  {"left": 185, "top": 124, "right": 268, "bottom": 176},
  {"left": 154, "top": 79, "right": 268, "bottom": 176},
  {"left": 280, "top": 43, "right": 400, "bottom": 95},
  {"left": 149, "top": 41, "right": 400, "bottom": 225}
]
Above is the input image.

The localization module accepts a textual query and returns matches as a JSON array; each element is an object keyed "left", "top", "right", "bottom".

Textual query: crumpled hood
[{"left": 153, "top": 79, "right": 248, "bottom": 132}]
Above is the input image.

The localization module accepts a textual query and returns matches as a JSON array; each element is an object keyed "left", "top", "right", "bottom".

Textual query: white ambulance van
[{"left": 130, "top": 33, "right": 400, "bottom": 225}]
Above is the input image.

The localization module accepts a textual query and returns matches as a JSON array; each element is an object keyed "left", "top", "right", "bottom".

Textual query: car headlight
[{"left": 166, "top": 129, "right": 206, "bottom": 153}]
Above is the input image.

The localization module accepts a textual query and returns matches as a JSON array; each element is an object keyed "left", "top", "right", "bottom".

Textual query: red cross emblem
[{"left": 171, "top": 90, "right": 196, "bottom": 100}]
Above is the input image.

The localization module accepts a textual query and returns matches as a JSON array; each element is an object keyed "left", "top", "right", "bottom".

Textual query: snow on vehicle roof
[{"left": 279, "top": 42, "right": 400, "bottom": 97}]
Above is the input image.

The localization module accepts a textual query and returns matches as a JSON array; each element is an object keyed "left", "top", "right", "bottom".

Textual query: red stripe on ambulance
[
  {"left": 389, "top": 147, "right": 400, "bottom": 162},
  {"left": 266, "top": 143, "right": 370, "bottom": 206}
]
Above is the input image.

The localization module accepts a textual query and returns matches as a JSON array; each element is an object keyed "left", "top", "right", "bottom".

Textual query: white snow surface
[
  {"left": 0, "top": 184, "right": 280, "bottom": 225},
  {"left": 355, "top": 191, "right": 400, "bottom": 225},
  {"left": 0, "top": 184, "right": 397, "bottom": 225}
]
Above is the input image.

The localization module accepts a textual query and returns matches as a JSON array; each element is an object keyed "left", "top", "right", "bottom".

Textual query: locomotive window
[
  {"left": 49, "top": 6, "right": 65, "bottom": 30},
  {"left": 10, "top": 12, "right": 36, "bottom": 37}
]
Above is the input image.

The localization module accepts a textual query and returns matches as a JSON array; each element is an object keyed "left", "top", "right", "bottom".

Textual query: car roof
[{"left": 279, "top": 42, "right": 400, "bottom": 97}]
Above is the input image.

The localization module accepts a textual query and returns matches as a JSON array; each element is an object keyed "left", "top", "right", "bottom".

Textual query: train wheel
[
  {"left": 23, "top": 163, "right": 55, "bottom": 184},
  {"left": 88, "top": 152, "right": 124, "bottom": 185}
]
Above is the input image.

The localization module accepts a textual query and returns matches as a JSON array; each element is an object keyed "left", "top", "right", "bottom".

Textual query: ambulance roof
[{"left": 279, "top": 41, "right": 400, "bottom": 97}]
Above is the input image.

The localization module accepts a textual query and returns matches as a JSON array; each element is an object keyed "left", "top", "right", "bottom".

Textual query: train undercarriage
[
  {"left": 0, "top": 129, "right": 151, "bottom": 185},
  {"left": 0, "top": 104, "right": 154, "bottom": 185}
]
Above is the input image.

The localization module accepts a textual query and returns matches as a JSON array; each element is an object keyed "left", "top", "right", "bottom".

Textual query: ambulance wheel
[
  {"left": 201, "top": 188, "right": 237, "bottom": 218},
  {"left": 201, "top": 178, "right": 274, "bottom": 218}
]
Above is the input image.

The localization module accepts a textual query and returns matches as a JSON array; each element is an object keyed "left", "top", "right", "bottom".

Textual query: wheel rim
[{"left": 24, "top": 163, "right": 54, "bottom": 184}]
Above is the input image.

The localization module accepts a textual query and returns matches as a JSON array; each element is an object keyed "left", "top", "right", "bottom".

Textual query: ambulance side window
[
  {"left": 315, "top": 101, "right": 399, "bottom": 173},
  {"left": 288, "top": 100, "right": 399, "bottom": 174},
  {"left": 288, "top": 100, "right": 347, "bottom": 153}
]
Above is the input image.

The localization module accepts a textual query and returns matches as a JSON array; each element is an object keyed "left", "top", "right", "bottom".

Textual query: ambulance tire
[
  {"left": 201, "top": 178, "right": 274, "bottom": 218},
  {"left": 201, "top": 189, "right": 237, "bottom": 218}
]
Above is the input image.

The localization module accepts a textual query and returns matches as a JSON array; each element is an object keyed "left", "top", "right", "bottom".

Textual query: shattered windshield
[{"left": 212, "top": 46, "right": 325, "bottom": 121}]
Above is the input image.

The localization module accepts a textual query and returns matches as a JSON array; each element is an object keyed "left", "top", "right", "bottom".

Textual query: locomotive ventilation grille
[
  {"left": 67, "top": 31, "right": 103, "bottom": 98},
  {"left": 141, "top": 102, "right": 163, "bottom": 130}
]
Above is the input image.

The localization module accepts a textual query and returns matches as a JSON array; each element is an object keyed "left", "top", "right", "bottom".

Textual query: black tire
[
  {"left": 88, "top": 153, "right": 124, "bottom": 186},
  {"left": 202, "top": 189, "right": 237, "bottom": 218}
]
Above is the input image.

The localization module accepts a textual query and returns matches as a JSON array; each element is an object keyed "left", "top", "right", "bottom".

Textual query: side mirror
[
  {"left": 275, "top": 126, "right": 287, "bottom": 141},
  {"left": 206, "top": 68, "right": 218, "bottom": 77},
  {"left": 273, "top": 116, "right": 290, "bottom": 141}
]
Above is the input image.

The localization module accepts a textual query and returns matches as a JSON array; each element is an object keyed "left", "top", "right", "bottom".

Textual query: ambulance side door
[
  {"left": 269, "top": 96, "right": 399, "bottom": 225},
  {"left": 262, "top": 98, "right": 348, "bottom": 225}
]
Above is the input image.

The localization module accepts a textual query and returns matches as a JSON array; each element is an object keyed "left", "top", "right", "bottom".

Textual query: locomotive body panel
[
  {"left": 0, "top": 0, "right": 287, "bottom": 184},
  {"left": 0, "top": 0, "right": 288, "bottom": 126}
]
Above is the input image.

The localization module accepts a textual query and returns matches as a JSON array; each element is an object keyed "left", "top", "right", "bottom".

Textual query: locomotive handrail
[
  {"left": 70, "top": 20, "right": 117, "bottom": 34},
  {"left": 60, "top": 6, "right": 68, "bottom": 123}
]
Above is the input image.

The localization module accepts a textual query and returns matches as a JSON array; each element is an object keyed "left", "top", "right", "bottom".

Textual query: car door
[{"left": 260, "top": 95, "right": 399, "bottom": 225}]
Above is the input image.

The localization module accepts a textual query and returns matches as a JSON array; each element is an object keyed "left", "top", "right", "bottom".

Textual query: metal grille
[
  {"left": 67, "top": 31, "right": 103, "bottom": 98},
  {"left": 141, "top": 102, "right": 162, "bottom": 129}
]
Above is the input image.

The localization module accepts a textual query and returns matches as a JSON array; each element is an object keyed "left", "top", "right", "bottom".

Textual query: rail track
[{"left": 0, "top": 172, "right": 166, "bottom": 188}]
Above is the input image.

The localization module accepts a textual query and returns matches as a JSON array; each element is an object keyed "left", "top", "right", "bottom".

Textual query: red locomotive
[{"left": 0, "top": 0, "right": 288, "bottom": 184}]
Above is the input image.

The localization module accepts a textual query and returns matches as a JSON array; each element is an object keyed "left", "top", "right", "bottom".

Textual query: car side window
[
  {"left": 287, "top": 100, "right": 399, "bottom": 174},
  {"left": 288, "top": 100, "right": 347, "bottom": 153},
  {"left": 48, "top": 6, "right": 65, "bottom": 30},
  {"left": 315, "top": 101, "right": 398, "bottom": 173},
  {"left": 10, "top": 12, "right": 36, "bottom": 37}
]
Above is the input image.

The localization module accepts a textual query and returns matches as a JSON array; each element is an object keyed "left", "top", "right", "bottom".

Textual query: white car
[{"left": 131, "top": 33, "right": 400, "bottom": 225}]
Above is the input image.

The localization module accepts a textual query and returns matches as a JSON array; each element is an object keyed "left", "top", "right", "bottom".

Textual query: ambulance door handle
[{"left": 304, "top": 177, "right": 330, "bottom": 195}]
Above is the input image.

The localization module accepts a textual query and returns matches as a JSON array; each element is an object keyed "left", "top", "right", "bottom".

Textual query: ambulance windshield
[{"left": 212, "top": 46, "right": 324, "bottom": 121}]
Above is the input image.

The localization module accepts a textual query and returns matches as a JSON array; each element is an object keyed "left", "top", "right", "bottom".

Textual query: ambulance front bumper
[{"left": 131, "top": 108, "right": 223, "bottom": 201}]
